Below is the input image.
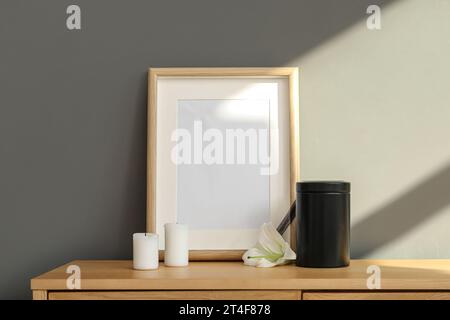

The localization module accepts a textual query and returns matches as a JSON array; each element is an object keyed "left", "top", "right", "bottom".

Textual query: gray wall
[{"left": 1, "top": 0, "right": 449, "bottom": 299}]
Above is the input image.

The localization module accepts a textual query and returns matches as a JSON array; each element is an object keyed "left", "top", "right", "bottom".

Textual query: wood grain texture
[
  {"left": 288, "top": 68, "right": 300, "bottom": 250},
  {"left": 303, "top": 291, "right": 450, "bottom": 300},
  {"left": 31, "top": 260, "right": 450, "bottom": 291},
  {"left": 49, "top": 290, "right": 300, "bottom": 300},
  {"left": 32, "top": 290, "right": 47, "bottom": 300},
  {"left": 146, "top": 67, "right": 300, "bottom": 260},
  {"left": 146, "top": 70, "right": 157, "bottom": 233},
  {"left": 148, "top": 67, "right": 299, "bottom": 78}
]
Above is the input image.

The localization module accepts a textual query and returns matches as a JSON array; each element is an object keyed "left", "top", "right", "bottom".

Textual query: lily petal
[{"left": 242, "top": 223, "right": 296, "bottom": 268}]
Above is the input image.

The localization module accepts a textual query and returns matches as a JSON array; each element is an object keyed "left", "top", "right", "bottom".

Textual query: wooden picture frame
[{"left": 147, "top": 67, "right": 300, "bottom": 261}]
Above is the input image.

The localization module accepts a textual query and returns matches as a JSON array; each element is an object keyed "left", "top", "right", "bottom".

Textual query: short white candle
[
  {"left": 133, "top": 233, "right": 159, "bottom": 270},
  {"left": 164, "top": 223, "right": 189, "bottom": 267}
]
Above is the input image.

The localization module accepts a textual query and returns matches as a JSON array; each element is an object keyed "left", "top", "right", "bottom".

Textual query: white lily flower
[{"left": 242, "top": 223, "right": 296, "bottom": 267}]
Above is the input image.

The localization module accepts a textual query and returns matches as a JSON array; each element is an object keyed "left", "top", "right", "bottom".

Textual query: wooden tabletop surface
[{"left": 31, "top": 259, "right": 450, "bottom": 291}]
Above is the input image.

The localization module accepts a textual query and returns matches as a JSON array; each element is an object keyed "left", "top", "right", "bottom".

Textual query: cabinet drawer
[
  {"left": 49, "top": 290, "right": 301, "bottom": 300},
  {"left": 303, "top": 291, "right": 450, "bottom": 300}
]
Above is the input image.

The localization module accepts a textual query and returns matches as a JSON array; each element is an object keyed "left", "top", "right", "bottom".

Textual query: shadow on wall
[{"left": 352, "top": 163, "right": 450, "bottom": 258}]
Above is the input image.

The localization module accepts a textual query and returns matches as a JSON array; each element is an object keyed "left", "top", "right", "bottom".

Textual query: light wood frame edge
[
  {"left": 32, "top": 290, "right": 48, "bottom": 300},
  {"left": 147, "top": 67, "right": 300, "bottom": 261}
]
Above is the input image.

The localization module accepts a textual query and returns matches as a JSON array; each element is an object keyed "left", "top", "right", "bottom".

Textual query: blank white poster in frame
[{"left": 147, "top": 67, "right": 300, "bottom": 261}]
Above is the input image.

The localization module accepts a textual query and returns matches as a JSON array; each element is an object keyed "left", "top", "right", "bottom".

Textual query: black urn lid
[{"left": 296, "top": 181, "right": 350, "bottom": 193}]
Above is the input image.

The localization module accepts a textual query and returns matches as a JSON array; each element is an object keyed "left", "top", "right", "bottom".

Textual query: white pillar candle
[
  {"left": 133, "top": 233, "right": 159, "bottom": 270},
  {"left": 164, "top": 223, "right": 189, "bottom": 267}
]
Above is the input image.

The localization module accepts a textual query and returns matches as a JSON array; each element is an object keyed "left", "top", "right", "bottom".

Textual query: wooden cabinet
[
  {"left": 47, "top": 290, "right": 301, "bottom": 300},
  {"left": 31, "top": 260, "right": 450, "bottom": 300},
  {"left": 302, "top": 291, "right": 450, "bottom": 300}
]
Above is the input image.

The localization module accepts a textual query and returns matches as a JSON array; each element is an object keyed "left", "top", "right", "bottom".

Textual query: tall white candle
[
  {"left": 164, "top": 223, "right": 189, "bottom": 267},
  {"left": 133, "top": 233, "right": 159, "bottom": 270}
]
